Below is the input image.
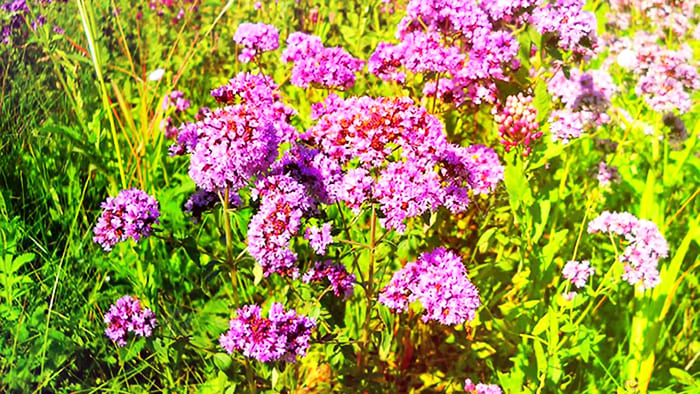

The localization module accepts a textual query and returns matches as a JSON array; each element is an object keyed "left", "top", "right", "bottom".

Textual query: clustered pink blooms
[
  {"left": 104, "top": 295, "right": 157, "bottom": 347},
  {"left": 219, "top": 303, "right": 316, "bottom": 363},
  {"left": 379, "top": 248, "right": 481, "bottom": 326},
  {"left": 161, "top": 90, "right": 191, "bottom": 139},
  {"left": 305, "top": 222, "right": 333, "bottom": 255},
  {"left": 93, "top": 188, "right": 160, "bottom": 251},
  {"left": 170, "top": 72, "right": 297, "bottom": 193},
  {"left": 493, "top": 93, "right": 541, "bottom": 156},
  {"left": 233, "top": 22, "right": 280, "bottom": 63},
  {"left": 607, "top": 0, "right": 699, "bottom": 38},
  {"left": 588, "top": 211, "right": 668, "bottom": 290},
  {"left": 281, "top": 32, "right": 364, "bottom": 90},
  {"left": 531, "top": 0, "right": 598, "bottom": 58},
  {"left": 464, "top": 378, "right": 503, "bottom": 394},
  {"left": 596, "top": 161, "right": 620, "bottom": 188},
  {"left": 607, "top": 33, "right": 699, "bottom": 113},
  {"left": 210, "top": 72, "right": 297, "bottom": 143},
  {"left": 305, "top": 95, "right": 504, "bottom": 233},
  {"left": 302, "top": 260, "right": 356, "bottom": 299},
  {"left": 368, "top": 0, "right": 522, "bottom": 108},
  {"left": 547, "top": 68, "right": 617, "bottom": 143},
  {"left": 562, "top": 260, "right": 595, "bottom": 289}
]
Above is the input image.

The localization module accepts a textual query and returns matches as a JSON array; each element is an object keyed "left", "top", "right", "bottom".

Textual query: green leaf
[
  {"left": 253, "top": 263, "right": 264, "bottom": 286},
  {"left": 214, "top": 353, "right": 232, "bottom": 371},
  {"left": 533, "top": 80, "right": 552, "bottom": 124}
]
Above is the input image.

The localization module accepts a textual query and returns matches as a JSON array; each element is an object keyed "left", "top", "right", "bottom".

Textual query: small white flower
[
  {"left": 147, "top": 68, "right": 166, "bottom": 82},
  {"left": 616, "top": 49, "right": 636, "bottom": 69}
]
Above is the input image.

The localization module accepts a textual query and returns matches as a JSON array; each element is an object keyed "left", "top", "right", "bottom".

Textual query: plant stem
[
  {"left": 222, "top": 187, "right": 240, "bottom": 307},
  {"left": 360, "top": 205, "right": 377, "bottom": 370}
]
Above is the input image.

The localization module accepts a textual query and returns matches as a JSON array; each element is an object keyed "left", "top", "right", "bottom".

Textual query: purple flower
[
  {"left": 305, "top": 222, "right": 333, "bottom": 254},
  {"left": 187, "top": 105, "right": 280, "bottom": 192},
  {"left": 233, "top": 22, "right": 280, "bottom": 63},
  {"left": 248, "top": 174, "right": 313, "bottom": 278},
  {"left": 549, "top": 109, "right": 584, "bottom": 144},
  {"left": 531, "top": 0, "right": 598, "bottom": 57},
  {"left": 374, "top": 160, "right": 444, "bottom": 233},
  {"left": 93, "top": 189, "right": 160, "bottom": 251},
  {"left": 588, "top": 211, "right": 668, "bottom": 290},
  {"left": 562, "top": 260, "right": 595, "bottom": 288},
  {"left": 282, "top": 32, "right": 363, "bottom": 90},
  {"left": 219, "top": 303, "right": 316, "bottom": 362},
  {"left": 464, "top": 378, "right": 503, "bottom": 394},
  {"left": 379, "top": 248, "right": 481, "bottom": 325},
  {"left": 493, "top": 93, "right": 541, "bottom": 156},
  {"left": 303, "top": 261, "right": 356, "bottom": 299},
  {"left": 104, "top": 295, "right": 157, "bottom": 347},
  {"left": 596, "top": 161, "right": 619, "bottom": 188},
  {"left": 210, "top": 72, "right": 297, "bottom": 143},
  {"left": 368, "top": 42, "right": 408, "bottom": 83}
]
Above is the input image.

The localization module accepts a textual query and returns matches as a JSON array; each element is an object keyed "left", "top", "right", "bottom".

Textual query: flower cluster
[
  {"left": 562, "top": 260, "right": 595, "bottom": 288},
  {"left": 187, "top": 105, "right": 279, "bottom": 192},
  {"left": 493, "top": 93, "right": 541, "bottom": 156},
  {"left": 368, "top": 0, "right": 522, "bottom": 108},
  {"left": 104, "top": 295, "right": 157, "bottom": 347},
  {"left": 464, "top": 378, "right": 503, "bottom": 394},
  {"left": 209, "top": 72, "right": 297, "bottom": 143},
  {"left": 173, "top": 72, "right": 297, "bottom": 192},
  {"left": 161, "top": 90, "right": 191, "bottom": 139},
  {"left": 305, "top": 222, "right": 333, "bottom": 255},
  {"left": 609, "top": 33, "right": 699, "bottom": 113},
  {"left": 305, "top": 95, "right": 504, "bottom": 232},
  {"left": 233, "top": 22, "right": 280, "bottom": 63},
  {"left": 531, "top": 0, "right": 598, "bottom": 57},
  {"left": 588, "top": 211, "right": 668, "bottom": 290},
  {"left": 379, "top": 248, "right": 481, "bottom": 325},
  {"left": 281, "top": 32, "right": 364, "bottom": 90},
  {"left": 302, "top": 260, "right": 356, "bottom": 299},
  {"left": 596, "top": 161, "right": 619, "bottom": 188},
  {"left": 219, "top": 303, "right": 316, "bottom": 363},
  {"left": 93, "top": 189, "right": 160, "bottom": 251},
  {"left": 547, "top": 68, "right": 617, "bottom": 143}
]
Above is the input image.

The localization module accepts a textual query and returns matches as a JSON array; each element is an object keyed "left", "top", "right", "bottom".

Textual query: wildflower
[
  {"left": 93, "top": 189, "right": 160, "bottom": 251},
  {"left": 562, "top": 260, "right": 595, "bottom": 288},
  {"left": 248, "top": 174, "right": 313, "bottom": 278},
  {"left": 464, "top": 378, "right": 503, "bottom": 394},
  {"left": 104, "top": 295, "right": 157, "bottom": 347},
  {"left": 493, "top": 93, "right": 541, "bottom": 156},
  {"left": 588, "top": 211, "right": 668, "bottom": 290},
  {"left": 303, "top": 261, "right": 356, "bottom": 299},
  {"left": 596, "top": 162, "right": 619, "bottom": 187},
  {"left": 219, "top": 303, "right": 316, "bottom": 363},
  {"left": 233, "top": 22, "right": 280, "bottom": 63},
  {"left": 379, "top": 248, "right": 481, "bottom": 325},
  {"left": 282, "top": 32, "right": 364, "bottom": 90},
  {"left": 305, "top": 223, "right": 333, "bottom": 255},
  {"left": 531, "top": 0, "right": 598, "bottom": 57},
  {"left": 187, "top": 105, "right": 280, "bottom": 192}
]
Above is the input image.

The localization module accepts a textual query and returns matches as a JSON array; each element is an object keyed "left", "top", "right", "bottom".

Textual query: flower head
[
  {"left": 233, "top": 22, "right": 280, "bottom": 63},
  {"left": 303, "top": 261, "right": 356, "bottom": 299},
  {"left": 93, "top": 189, "right": 160, "bottom": 251},
  {"left": 379, "top": 248, "right": 481, "bottom": 325},
  {"left": 588, "top": 211, "right": 668, "bottom": 290},
  {"left": 104, "top": 295, "right": 157, "bottom": 347},
  {"left": 219, "top": 303, "right": 316, "bottom": 362},
  {"left": 562, "top": 260, "right": 595, "bottom": 288}
]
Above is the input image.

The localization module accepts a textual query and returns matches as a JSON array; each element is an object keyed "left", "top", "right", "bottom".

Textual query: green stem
[
  {"left": 222, "top": 187, "right": 239, "bottom": 307},
  {"left": 360, "top": 205, "right": 377, "bottom": 370}
]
